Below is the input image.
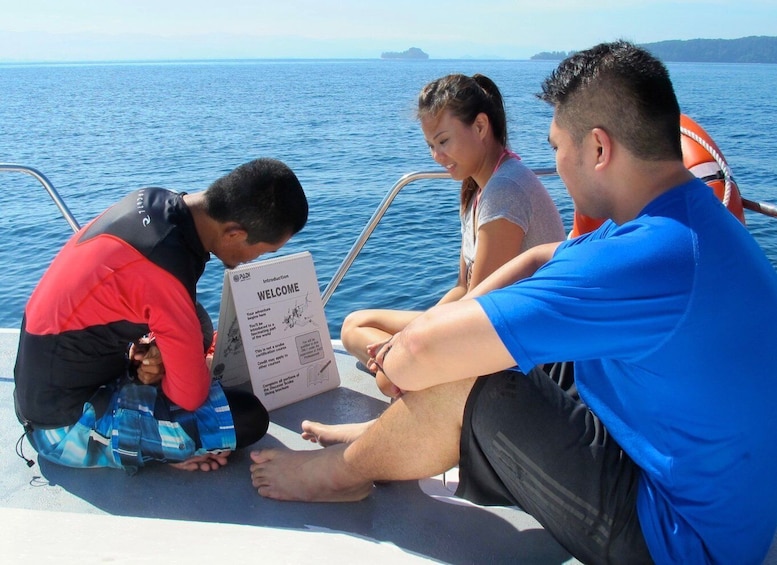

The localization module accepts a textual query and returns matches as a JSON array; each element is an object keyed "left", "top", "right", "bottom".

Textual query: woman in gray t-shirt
[{"left": 336, "top": 73, "right": 565, "bottom": 404}]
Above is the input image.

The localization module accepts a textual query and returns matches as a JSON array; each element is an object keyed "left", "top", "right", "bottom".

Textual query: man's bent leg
[
  {"left": 28, "top": 399, "right": 122, "bottom": 470},
  {"left": 457, "top": 368, "right": 652, "bottom": 564},
  {"left": 250, "top": 376, "right": 476, "bottom": 501},
  {"left": 223, "top": 389, "right": 269, "bottom": 448},
  {"left": 26, "top": 381, "right": 241, "bottom": 473},
  {"left": 345, "top": 376, "right": 474, "bottom": 481}
]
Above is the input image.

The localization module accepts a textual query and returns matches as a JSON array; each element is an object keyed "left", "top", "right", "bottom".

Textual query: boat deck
[
  {"left": 2, "top": 328, "right": 777, "bottom": 563},
  {"left": 0, "top": 328, "right": 583, "bottom": 564}
]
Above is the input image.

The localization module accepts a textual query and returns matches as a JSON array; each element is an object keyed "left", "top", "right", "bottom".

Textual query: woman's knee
[
  {"left": 341, "top": 310, "right": 375, "bottom": 354},
  {"left": 340, "top": 310, "right": 361, "bottom": 342}
]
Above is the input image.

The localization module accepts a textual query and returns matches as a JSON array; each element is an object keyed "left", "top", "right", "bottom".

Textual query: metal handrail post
[
  {"left": 0, "top": 164, "right": 81, "bottom": 233},
  {"left": 321, "top": 168, "right": 559, "bottom": 306},
  {"left": 321, "top": 171, "right": 451, "bottom": 306}
]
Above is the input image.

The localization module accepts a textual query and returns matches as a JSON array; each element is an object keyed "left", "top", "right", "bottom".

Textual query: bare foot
[
  {"left": 300, "top": 419, "right": 375, "bottom": 446},
  {"left": 170, "top": 450, "right": 231, "bottom": 472},
  {"left": 249, "top": 447, "right": 373, "bottom": 502}
]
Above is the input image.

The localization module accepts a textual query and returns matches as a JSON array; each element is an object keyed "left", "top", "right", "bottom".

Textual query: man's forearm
[{"left": 382, "top": 300, "right": 515, "bottom": 391}]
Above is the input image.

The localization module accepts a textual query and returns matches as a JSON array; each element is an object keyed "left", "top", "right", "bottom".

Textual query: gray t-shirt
[{"left": 461, "top": 157, "right": 565, "bottom": 285}]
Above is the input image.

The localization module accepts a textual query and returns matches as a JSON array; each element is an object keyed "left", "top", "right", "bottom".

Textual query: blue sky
[{"left": 1, "top": 0, "right": 775, "bottom": 61}]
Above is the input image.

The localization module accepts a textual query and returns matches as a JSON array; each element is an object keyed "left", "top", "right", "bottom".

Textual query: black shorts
[{"left": 456, "top": 364, "right": 653, "bottom": 564}]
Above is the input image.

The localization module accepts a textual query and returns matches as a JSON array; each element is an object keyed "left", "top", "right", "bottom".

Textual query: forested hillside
[{"left": 531, "top": 36, "right": 777, "bottom": 63}]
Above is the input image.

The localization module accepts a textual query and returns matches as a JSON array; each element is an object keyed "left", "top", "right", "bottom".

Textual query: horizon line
[{"left": 0, "top": 56, "right": 542, "bottom": 65}]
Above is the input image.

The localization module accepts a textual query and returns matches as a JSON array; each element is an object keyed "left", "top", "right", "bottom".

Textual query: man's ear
[
  {"left": 222, "top": 222, "right": 248, "bottom": 243},
  {"left": 591, "top": 127, "right": 613, "bottom": 169}
]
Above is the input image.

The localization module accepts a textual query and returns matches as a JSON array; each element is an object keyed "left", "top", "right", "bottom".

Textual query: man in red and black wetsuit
[{"left": 14, "top": 157, "right": 308, "bottom": 473}]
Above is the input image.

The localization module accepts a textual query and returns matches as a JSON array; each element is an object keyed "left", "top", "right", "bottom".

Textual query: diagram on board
[{"left": 283, "top": 292, "right": 316, "bottom": 329}]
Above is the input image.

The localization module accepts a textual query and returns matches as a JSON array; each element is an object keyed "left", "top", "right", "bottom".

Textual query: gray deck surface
[
  {"left": 1, "top": 329, "right": 582, "bottom": 564},
  {"left": 2, "top": 328, "right": 776, "bottom": 563}
]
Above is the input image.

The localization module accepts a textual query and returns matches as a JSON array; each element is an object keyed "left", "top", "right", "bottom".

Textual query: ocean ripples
[{"left": 2, "top": 60, "right": 776, "bottom": 335}]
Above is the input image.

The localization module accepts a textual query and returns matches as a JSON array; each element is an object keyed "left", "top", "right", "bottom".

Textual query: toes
[{"left": 250, "top": 449, "right": 276, "bottom": 464}]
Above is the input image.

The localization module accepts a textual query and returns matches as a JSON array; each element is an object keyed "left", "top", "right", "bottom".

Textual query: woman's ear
[{"left": 473, "top": 112, "right": 490, "bottom": 140}]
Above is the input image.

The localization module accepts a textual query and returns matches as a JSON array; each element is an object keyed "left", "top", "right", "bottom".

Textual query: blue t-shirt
[{"left": 476, "top": 179, "right": 777, "bottom": 564}]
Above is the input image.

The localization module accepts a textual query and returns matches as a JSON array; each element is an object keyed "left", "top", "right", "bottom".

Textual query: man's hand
[
  {"left": 170, "top": 451, "right": 231, "bottom": 472},
  {"left": 130, "top": 338, "right": 165, "bottom": 385}
]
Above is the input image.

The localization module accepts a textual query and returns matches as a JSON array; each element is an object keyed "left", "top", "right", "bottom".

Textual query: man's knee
[
  {"left": 224, "top": 389, "right": 269, "bottom": 448},
  {"left": 403, "top": 376, "right": 476, "bottom": 428}
]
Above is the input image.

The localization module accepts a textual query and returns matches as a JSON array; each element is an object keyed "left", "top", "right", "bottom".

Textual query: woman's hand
[{"left": 367, "top": 337, "right": 403, "bottom": 400}]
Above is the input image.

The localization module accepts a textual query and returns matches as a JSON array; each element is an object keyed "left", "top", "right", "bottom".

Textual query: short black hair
[
  {"left": 204, "top": 158, "right": 308, "bottom": 244},
  {"left": 537, "top": 40, "right": 682, "bottom": 161}
]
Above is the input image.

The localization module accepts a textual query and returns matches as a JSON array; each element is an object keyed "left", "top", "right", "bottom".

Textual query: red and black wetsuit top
[{"left": 14, "top": 188, "right": 212, "bottom": 428}]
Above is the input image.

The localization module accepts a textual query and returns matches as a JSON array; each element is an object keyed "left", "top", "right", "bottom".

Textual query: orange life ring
[
  {"left": 569, "top": 114, "right": 745, "bottom": 237},
  {"left": 679, "top": 114, "right": 745, "bottom": 225},
  {"left": 569, "top": 210, "right": 606, "bottom": 237}
]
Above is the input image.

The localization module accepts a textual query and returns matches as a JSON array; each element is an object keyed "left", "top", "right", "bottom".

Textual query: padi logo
[
  {"left": 136, "top": 189, "right": 151, "bottom": 227},
  {"left": 233, "top": 272, "right": 251, "bottom": 283}
]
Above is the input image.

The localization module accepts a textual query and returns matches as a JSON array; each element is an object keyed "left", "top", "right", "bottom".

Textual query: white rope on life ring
[{"left": 680, "top": 125, "right": 734, "bottom": 208}]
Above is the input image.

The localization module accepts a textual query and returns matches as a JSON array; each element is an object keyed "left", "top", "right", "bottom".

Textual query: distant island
[
  {"left": 381, "top": 47, "right": 429, "bottom": 60},
  {"left": 531, "top": 36, "right": 777, "bottom": 64},
  {"left": 531, "top": 50, "right": 569, "bottom": 61}
]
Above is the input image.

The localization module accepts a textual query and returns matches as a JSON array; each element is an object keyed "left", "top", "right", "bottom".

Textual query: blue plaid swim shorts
[{"left": 28, "top": 380, "right": 236, "bottom": 473}]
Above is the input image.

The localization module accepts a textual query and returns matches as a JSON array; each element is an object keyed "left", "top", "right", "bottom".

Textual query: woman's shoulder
[{"left": 485, "top": 158, "right": 544, "bottom": 196}]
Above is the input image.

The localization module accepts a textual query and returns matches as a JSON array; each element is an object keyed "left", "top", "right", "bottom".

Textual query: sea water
[{"left": 1, "top": 59, "right": 776, "bottom": 337}]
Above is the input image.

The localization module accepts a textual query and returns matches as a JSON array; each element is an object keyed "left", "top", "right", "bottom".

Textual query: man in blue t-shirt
[{"left": 249, "top": 41, "right": 777, "bottom": 564}]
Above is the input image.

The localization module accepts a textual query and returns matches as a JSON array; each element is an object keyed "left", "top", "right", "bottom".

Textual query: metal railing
[
  {"left": 0, "top": 164, "right": 81, "bottom": 233},
  {"left": 3, "top": 162, "right": 775, "bottom": 308},
  {"left": 0, "top": 163, "right": 556, "bottom": 306},
  {"left": 320, "top": 168, "right": 558, "bottom": 305}
]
